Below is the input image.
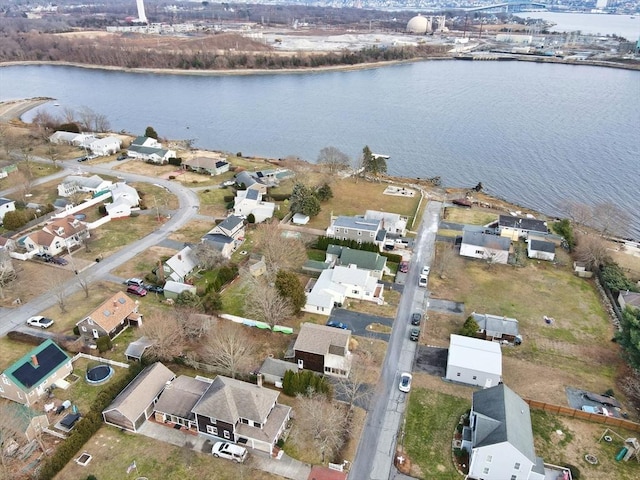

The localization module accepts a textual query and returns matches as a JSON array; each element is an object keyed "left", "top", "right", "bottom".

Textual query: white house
[
  {"left": 163, "top": 246, "right": 199, "bottom": 283},
  {"left": 57, "top": 175, "right": 113, "bottom": 198},
  {"left": 89, "top": 136, "right": 122, "bottom": 156},
  {"left": 463, "top": 384, "right": 546, "bottom": 480},
  {"left": 233, "top": 189, "right": 275, "bottom": 223},
  {"left": 498, "top": 215, "right": 548, "bottom": 240},
  {"left": 364, "top": 210, "right": 407, "bottom": 236},
  {"left": 24, "top": 216, "right": 89, "bottom": 255},
  {"left": 445, "top": 334, "right": 502, "bottom": 388},
  {"left": 127, "top": 136, "right": 175, "bottom": 164},
  {"left": 106, "top": 183, "right": 140, "bottom": 218},
  {"left": 527, "top": 238, "right": 556, "bottom": 262},
  {"left": 49, "top": 131, "right": 95, "bottom": 147},
  {"left": 182, "top": 157, "right": 229, "bottom": 176},
  {"left": 460, "top": 229, "right": 510, "bottom": 265},
  {"left": 163, "top": 281, "right": 197, "bottom": 300},
  {"left": 303, "top": 264, "right": 384, "bottom": 315},
  {"left": 0, "top": 197, "right": 16, "bottom": 223}
]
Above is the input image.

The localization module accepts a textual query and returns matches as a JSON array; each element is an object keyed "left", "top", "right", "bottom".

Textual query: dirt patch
[{"left": 0, "top": 261, "right": 74, "bottom": 308}]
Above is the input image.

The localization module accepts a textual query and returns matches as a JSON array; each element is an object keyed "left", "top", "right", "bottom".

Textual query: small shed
[
  {"left": 527, "top": 238, "right": 556, "bottom": 261},
  {"left": 292, "top": 213, "right": 310, "bottom": 225},
  {"left": 258, "top": 357, "right": 296, "bottom": 388},
  {"left": 163, "top": 281, "right": 197, "bottom": 300}
]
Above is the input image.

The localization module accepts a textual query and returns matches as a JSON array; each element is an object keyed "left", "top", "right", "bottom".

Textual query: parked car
[
  {"left": 399, "top": 372, "right": 412, "bottom": 393},
  {"left": 418, "top": 276, "right": 427, "bottom": 287},
  {"left": 411, "top": 313, "right": 421, "bottom": 326},
  {"left": 50, "top": 257, "right": 68, "bottom": 266},
  {"left": 116, "top": 154, "right": 128, "bottom": 161},
  {"left": 211, "top": 442, "right": 248, "bottom": 463},
  {"left": 326, "top": 320, "right": 348, "bottom": 330},
  {"left": 398, "top": 261, "right": 409, "bottom": 273},
  {"left": 581, "top": 405, "right": 613, "bottom": 416},
  {"left": 34, "top": 253, "right": 53, "bottom": 263},
  {"left": 410, "top": 327, "right": 420, "bottom": 342},
  {"left": 125, "top": 278, "right": 145, "bottom": 287},
  {"left": 126, "top": 285, "right": 147, "bottom": 297},
  {"left": 27, "top": 316, "right": 54, "bottom": 329},
  {"left": 421, "top": 265, "right": 430, "bottom": 276},
  {"left": 77, "top": 156, "right": 88, "bottom": 162},
  {"left": 145, "top": 284, "right": 164, "bottom": 294}
]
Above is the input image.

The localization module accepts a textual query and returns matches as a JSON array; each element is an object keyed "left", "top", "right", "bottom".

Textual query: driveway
[
  {"left": 414, "top": 346, "right": 448, "bottom": 377},
  {"left": 328, "top": 309, "right": 393, "bottom": 341},
  {"left": 138, "top": 421, "right": 311, "bottom": 480},
  {"left": 427, "top": 298, "right": 465, "bottom": 315}
]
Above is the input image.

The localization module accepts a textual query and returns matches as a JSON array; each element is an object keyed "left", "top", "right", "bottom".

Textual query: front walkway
[{"left": 137, "top": 420, "right": 311, "bottom": 480}]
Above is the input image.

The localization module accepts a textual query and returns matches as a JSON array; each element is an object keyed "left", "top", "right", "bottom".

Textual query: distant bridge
[{"left": 464, "top": 2, "right": 549, "bottom": 12}]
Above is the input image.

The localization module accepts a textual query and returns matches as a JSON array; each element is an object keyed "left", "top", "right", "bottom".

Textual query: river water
[
  {"left": 1, "top": 61, "right": 639, "bottom": 238},
  {"left": 518, "top": 11, "right": 640, "bottom": 40}
]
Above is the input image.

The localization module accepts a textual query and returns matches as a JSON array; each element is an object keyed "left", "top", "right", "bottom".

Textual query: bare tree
[
  {"left": 574, "top": 233, "right": 611, "bottom": 270},
  {"left": 141, "top": 311, "right": 186, "bottom": 362},
  {"left": 592, "top": 201, "right": 630, "bottom": 238},
  {"left": 292, "top": 392, "right": 350, "bottom": 464},
  {"left": 192, "top": 242, "right": 226, "bottom": 270},
  {"left": 317, "top": 146, "right": 350, "bottom": 174},
  {"left": 0, "top": 400, "right": 23, "bottom": 477},
  {"left": 334, "top": 351, "right": 373, "bottom": 411},
  {"left": 0, "top": 250, "right": 16, "bottom": 299},
  {"left": 77, "top": 275, "right": 90, "bottom": 298},
  {"left": 201, "top": 322, "right": 255, "bottom": 378},
  {"left": 561, "top": 200, "right": 593, "bottom": 228},
  {"left": 253, "top": 221, "right": 307, "bottom": 276},
  {"left": 13, "top": 168, "right": 33, "bottom": 203},
  {"left": 180, "top": 309, "right": 213, "bottom": 340},
  {"left": 244, "top": 275, "right": 294, "bottom": 329},
  {"left": 52, "top": 277, "right": 68, "bottom": 313}
]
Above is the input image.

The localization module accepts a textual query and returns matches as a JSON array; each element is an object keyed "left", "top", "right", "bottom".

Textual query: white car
[
  {"left": 211, "top": 441, "right": 248, "bottom": 463},
  {"left": 399, "top": 372, "right": 412, "bottom": 393},
  {"left": 27, "top": 316, "right": 54, "bottom": 329},
  {"left": 422, "top": 265, "right": 430, "bottom": 276}
]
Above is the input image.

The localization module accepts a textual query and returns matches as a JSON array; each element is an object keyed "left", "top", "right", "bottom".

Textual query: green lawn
[
  {"left": 404, "top": 388, "right": 470, "bottom": 479},
  {"left": 442, "top": 205, "right": 499, "bottom": 226}
]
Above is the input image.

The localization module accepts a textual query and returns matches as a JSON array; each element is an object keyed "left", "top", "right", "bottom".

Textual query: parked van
[{"left": 211, "top": 442, "right": 248, "bottom": 463}]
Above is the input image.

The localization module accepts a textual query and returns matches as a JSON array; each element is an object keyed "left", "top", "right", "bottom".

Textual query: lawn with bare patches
[
  {"left": 346, "top": 289, "right": 401, "bottom": 318},
  {"left": 0, "top": 337, "right": 35, "bottom": 370},
  {"left": 113, "top": 160, "right": 175, "bottom": 177},
  {"left": 54, "top": 425, "right": 282, "bottom": 480},
  {"left": 111, "top": 245, "right": 176, "bottom": 280},
  {"left": 169, "top": 219, "right": 215, "bottom": 243},
  {"left": 441, "top": 205, "right": 499, "bottom": 226},
  {"left": 134, "top": 182, "right": 179, "bottom": 210},
  {"left": 0, "top": 261, "right": 74, "bottom": 308},
  {"left": 197, "top": 187, "right": 230, "bottom": 217}
]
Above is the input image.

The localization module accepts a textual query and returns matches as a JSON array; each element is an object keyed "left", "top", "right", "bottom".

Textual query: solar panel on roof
[{"left": 12, "top": 343, "right": 68, "bottom": 388}]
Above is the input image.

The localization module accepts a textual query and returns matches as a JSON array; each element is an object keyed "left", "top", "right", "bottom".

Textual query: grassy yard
[
  {"left": 74, "top": 214, "right": 167, "bottom": 260},
  {"left": 403, "top": 388, "right": 470, "bottom": 479},
  {"left": 111, "top": 245, "right": 176, "bottom": 280},
  {"left": 0, "top": 336, "right": 35, "bottom": 370},
  {"left": 169, "top": 219, "right": 215, "bottom": 243},
  {"left": 441, "top": 205, "right": 499, "bottom": 226},
  {"left": 347, "top": 289, "right": 401, "bottom": 319},
  {"left": 197, "top": 187, "right": 230, "bottom": 217},
  {"left": 54, "top": 425, "right": 281, "bottom": 480},
  {"left": 134, "top": 182, "right": 180, "bottom": 210},
  {"left": 0, "top": 161, "right": 61, "bottom": 191}
]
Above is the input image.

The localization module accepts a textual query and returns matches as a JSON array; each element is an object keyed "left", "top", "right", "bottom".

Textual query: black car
[
  {"left": 145, "top": 284, "right": 164, "bottom": 294},
  {"left": 34, "top": 253, "right": 54, "bottom": 262},
  {"left": 410, "top": 327, "right": 420, "bottom": 341},
  {"left": 77, "top": 156, "right": 88, "bottom": 162},
  {"left": 116, "top": 154, "right": 128, "bottom": 161},
  {"left": 411, "top": 313, "right": 421, "bottom": 326},
  {"left": 51, "top": 257, "right": 68, "bottom": 266}
]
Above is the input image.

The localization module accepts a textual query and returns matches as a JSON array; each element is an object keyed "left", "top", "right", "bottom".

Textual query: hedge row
[
  {"left": 37, "top": 362, "right": 145, "bottom": 480},
  {"left": 314, "top": 236, "right": 378, "bottom": 252},
  {"left": 282, "top": 369, "right": 330, "bottom": 397},
  {"left": 380, "top": 251, "right": 403, "bottom": 264}
]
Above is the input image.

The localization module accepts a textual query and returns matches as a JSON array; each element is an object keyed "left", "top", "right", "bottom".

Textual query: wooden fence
[{"left": 525, "top": 399, "right": 640, "bottom": 432}]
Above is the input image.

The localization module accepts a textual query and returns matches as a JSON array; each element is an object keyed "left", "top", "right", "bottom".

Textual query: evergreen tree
[
  {"left": 460, "top": 316, "right": 479, "bottom": 337},
  {"left": 275, "top": 270, "right": 306, "bottom": 313},
  {"left": 144, "top": 126, "right": 159, "bottom": 139},
  {"left": 616, "top": 307, "right": 640, "bottom": 371}
]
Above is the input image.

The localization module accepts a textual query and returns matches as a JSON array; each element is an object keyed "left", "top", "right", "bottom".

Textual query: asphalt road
[
  {"left": 328, "top": 309, "right": 393, "bottom": 341},
  {"left": 0, "top": 157, "right": 200, "bottom": 337},
  {"left": 350, "top": 200, "right": 442, "bottom": 480}
]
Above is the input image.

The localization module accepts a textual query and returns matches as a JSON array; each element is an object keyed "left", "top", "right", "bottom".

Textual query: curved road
[
  {"left": 350, "top": 200, "right": 442, "bottom": 480},
  {"left": 0, "top": 158, "right": 200, "bottom": 337}
]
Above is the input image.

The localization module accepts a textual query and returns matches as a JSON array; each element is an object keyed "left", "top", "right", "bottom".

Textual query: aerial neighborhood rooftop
[{"left": 0, "top": 106, "right": 637, "bottom": 480}]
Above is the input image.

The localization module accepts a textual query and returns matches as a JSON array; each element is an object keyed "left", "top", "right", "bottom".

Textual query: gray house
[
  {"left": 163, "top": 246, "right": 199, "bottom": 283},
  {"left": 472, "top": 312, "right": 521, "bottom": 344},
  {"left": 460, "top": 229, "right": 511, "bottom": 265},
  {"left": 463, "top": 384, "right": 545, "bottom": 480},
  {"left": 182, "top": 157, "right": 229, "bottom": 176},
  {"left": 326, "top": 215, "right": 385, "bottom": 247}
]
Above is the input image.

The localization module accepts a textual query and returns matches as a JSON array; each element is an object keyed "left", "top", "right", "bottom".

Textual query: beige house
[
  {"left": 24, "top": 216, "right": 89, "bottom": 256},
  {"left": 76, "top": 291, "right": 143, "bottom": 341},
  {"left": 102, "top": 363, "right": 176, "bottom": 432},
  {"left": 0, "top": 340, "right": 72, "bottom": 406}
]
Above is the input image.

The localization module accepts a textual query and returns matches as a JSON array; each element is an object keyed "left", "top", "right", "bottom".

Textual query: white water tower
[{"left": 136, "top": 0, "right": 147, "bottom": 23}]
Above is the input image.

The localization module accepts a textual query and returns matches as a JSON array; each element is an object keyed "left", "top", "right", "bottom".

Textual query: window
[
  {"left": 254, "top": 422, "right": 262, "bottom": 428},
  {"left": 223, "top": 430, "right": 230, "bottom": 439},
  {"left": 486, "top": 455, "right": 492, "bottom": 462},
  {"left": 206, "top": 425, "right": 218, "bottom": 436},
  {"left": 472, "top": 376, "right": 477, "bottom": 380},
  {"left": 357, "top": 231, "right": 362, "bottom": 236},
  {"left": 369, "top": 232, "right": 374, "bottom": 237},
  {"left": 483, "top": 467, "right": 490, "bottom": 474},
  {"left": 81, "top": 326, "right": 87, "bottom": 332},
  {"left": 240, "top": 418, "right": 249, "bottom": 425},
  {"left": 511, "top": 476, "right": 517, "bottom": 480},
  {"left": 456, "top": 372, "right": 461, "bottom": 377},
  {"left": 514, "top": 463, "right": 520, "bottom": 470},
  {"left": 476, "top": 249, "right": 484, "bottom": 255}
]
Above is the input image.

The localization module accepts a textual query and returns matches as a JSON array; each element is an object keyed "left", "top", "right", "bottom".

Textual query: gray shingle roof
[
  {"left": 472, "top": 384, "right": 537, "bottom": 463},
  {"left": 462, "top": 229, "right": 511, "bottom": 250},
  {"left": 472, "top": 312, "right": 520, "bottom": 337},
  {"left": 154, "top": 375, "right": 210, "bottom": 420},
  {"left": 217, "top": 215, "right": 244, "bottom": 232},
  {"left": 529, "top": 239, "right": 555, "bottom": 253},
  {"left": 192, "top": 376, "right": 279, "bottom": 424},
  {"left": 293, "top": 323, "right": 350, "bottom": 356},
  {"left": 498, "top": 215, "right": 548, "bottom": 233},
  {"left": 332, "top": 216, "right": 380, "bottom": 232}
]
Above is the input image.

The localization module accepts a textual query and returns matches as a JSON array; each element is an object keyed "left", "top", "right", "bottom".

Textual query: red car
[
  {"left": 126, "top": 285, "right": 147, "bottom": 297},
  {"left": 399, "top": 261, "right": 409, "bottom": 273}
]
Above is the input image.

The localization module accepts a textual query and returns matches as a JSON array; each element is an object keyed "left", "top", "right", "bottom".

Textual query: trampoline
[{"left": 86, "top": 364, "right": 114, "bottom": 385}]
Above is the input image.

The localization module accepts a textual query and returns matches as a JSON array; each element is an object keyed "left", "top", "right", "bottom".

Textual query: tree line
[{"left": 0, "top": 31, "right": 449, "bottom": 70}]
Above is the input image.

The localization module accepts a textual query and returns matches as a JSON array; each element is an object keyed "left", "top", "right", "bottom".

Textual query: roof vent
[
  {"left": 119, "top": 297, "right": 126, "bottom": 304},
  {"left": 103, "top": 310, "right": 111, "bottom": 317}
]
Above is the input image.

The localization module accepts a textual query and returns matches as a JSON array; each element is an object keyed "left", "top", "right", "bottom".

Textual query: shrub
[
  {"left": 223, "top": 195, "right": 235, "bottom": 203},
  {"left": 282, "top": 370, "right": 330, "bottom": 397},
  {"left": 168, "top": 157, "right": 182, "bottom": 166},
  {"left": 72, "top": 326, "right": 80, "bottom": 336},
  {"left": 98, "top": 205, "right": 107, "bottom": 215},
  {"left": 246, "top": 213, "right": 255, "bottom": 224},
  {"left": 380, "top": 251, "right": 403, "bottom": 263},
  {"left": 236, "top": 152, "right": 242, "bottom": 157},
  {"left": 95, "top": 336, "right": 112, "bottom": 353},
  {"left": 268, "top": 193, "right": 291, "bottom": 202},
  {"left": 168, "top": 175, "right": 176, "bottom": 180},
  {"left": 565, "top": 464, "right": 580, "bottom": 480},
  {"left": 7, "top": 331, "right": 44, "bottom": 346}
]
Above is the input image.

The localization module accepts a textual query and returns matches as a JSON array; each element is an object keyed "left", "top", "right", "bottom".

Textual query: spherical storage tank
[{"left": 406, "top": 15, "right": 429, "bottom": 34}]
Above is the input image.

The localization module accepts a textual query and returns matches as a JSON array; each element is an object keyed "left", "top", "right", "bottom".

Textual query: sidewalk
[{"left": 137, "top": 420, "right": 311, "bottom": 480}]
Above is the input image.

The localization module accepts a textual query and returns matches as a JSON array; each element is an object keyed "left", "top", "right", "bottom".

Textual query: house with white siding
[
  {"left": 89, "top": 136, "right": 122, "bottom": 156},
  {"left": 445, "top": 334, "right": 502, "bottom": 388},
  {"left": 460, "top": 229, "right": 511, "bottom": 265}
]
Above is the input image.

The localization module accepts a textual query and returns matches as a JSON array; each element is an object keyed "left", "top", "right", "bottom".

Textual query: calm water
[
  {"left": 1, "top": 62, "right": 639, "bottom": 238},
  {"left": 520, "top": 12, "right": 640, "bottom": 40}
]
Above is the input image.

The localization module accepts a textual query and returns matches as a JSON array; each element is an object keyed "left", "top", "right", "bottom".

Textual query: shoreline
[{"left": 1, "top": 53, "right": 638, "bottom": 77}]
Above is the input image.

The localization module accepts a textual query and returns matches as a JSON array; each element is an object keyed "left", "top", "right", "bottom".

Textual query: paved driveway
[
  {"left": 138, "top": 421, "right": 311, "bottom": 480},
  {"left": 414, "top": 346, "right": 448, "bottom": 377},
  {"left": 328, "top": 309, "right": 394, "bottom": 341},
  {"left": 427, "top": 298, "right": 465, "bottom": 315}
]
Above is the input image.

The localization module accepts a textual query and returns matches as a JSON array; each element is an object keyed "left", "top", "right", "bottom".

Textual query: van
[{"left": 211, "top": 441, "right": 248, "bottom": 463}]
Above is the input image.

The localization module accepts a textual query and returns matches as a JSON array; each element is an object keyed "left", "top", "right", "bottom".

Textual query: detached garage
[
  {"left": 102, "top": 362, "right": 175, "bottom": 432},
  {"left": 445, "top": 334, "right": 502, "bottom": 388}
]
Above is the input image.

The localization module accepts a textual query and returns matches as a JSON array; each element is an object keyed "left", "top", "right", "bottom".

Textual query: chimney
[
  {"left": 31, "top": 355, "right": 39, "bottom": 367},
  {"left": 257, "top": 373, "right": 263, "bottom": 388},
  {"left": 178, "top": 254, "right": 182, "bottom": 261}
]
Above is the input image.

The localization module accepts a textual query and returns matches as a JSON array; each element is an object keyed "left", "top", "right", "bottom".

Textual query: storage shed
[{"left": 445, "top": 334, "right": 502, "bottom": 388}]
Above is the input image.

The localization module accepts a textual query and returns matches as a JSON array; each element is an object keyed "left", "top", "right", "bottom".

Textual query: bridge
[{"left": 464, "top": 2, "right": 549, "bottom": 13}]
